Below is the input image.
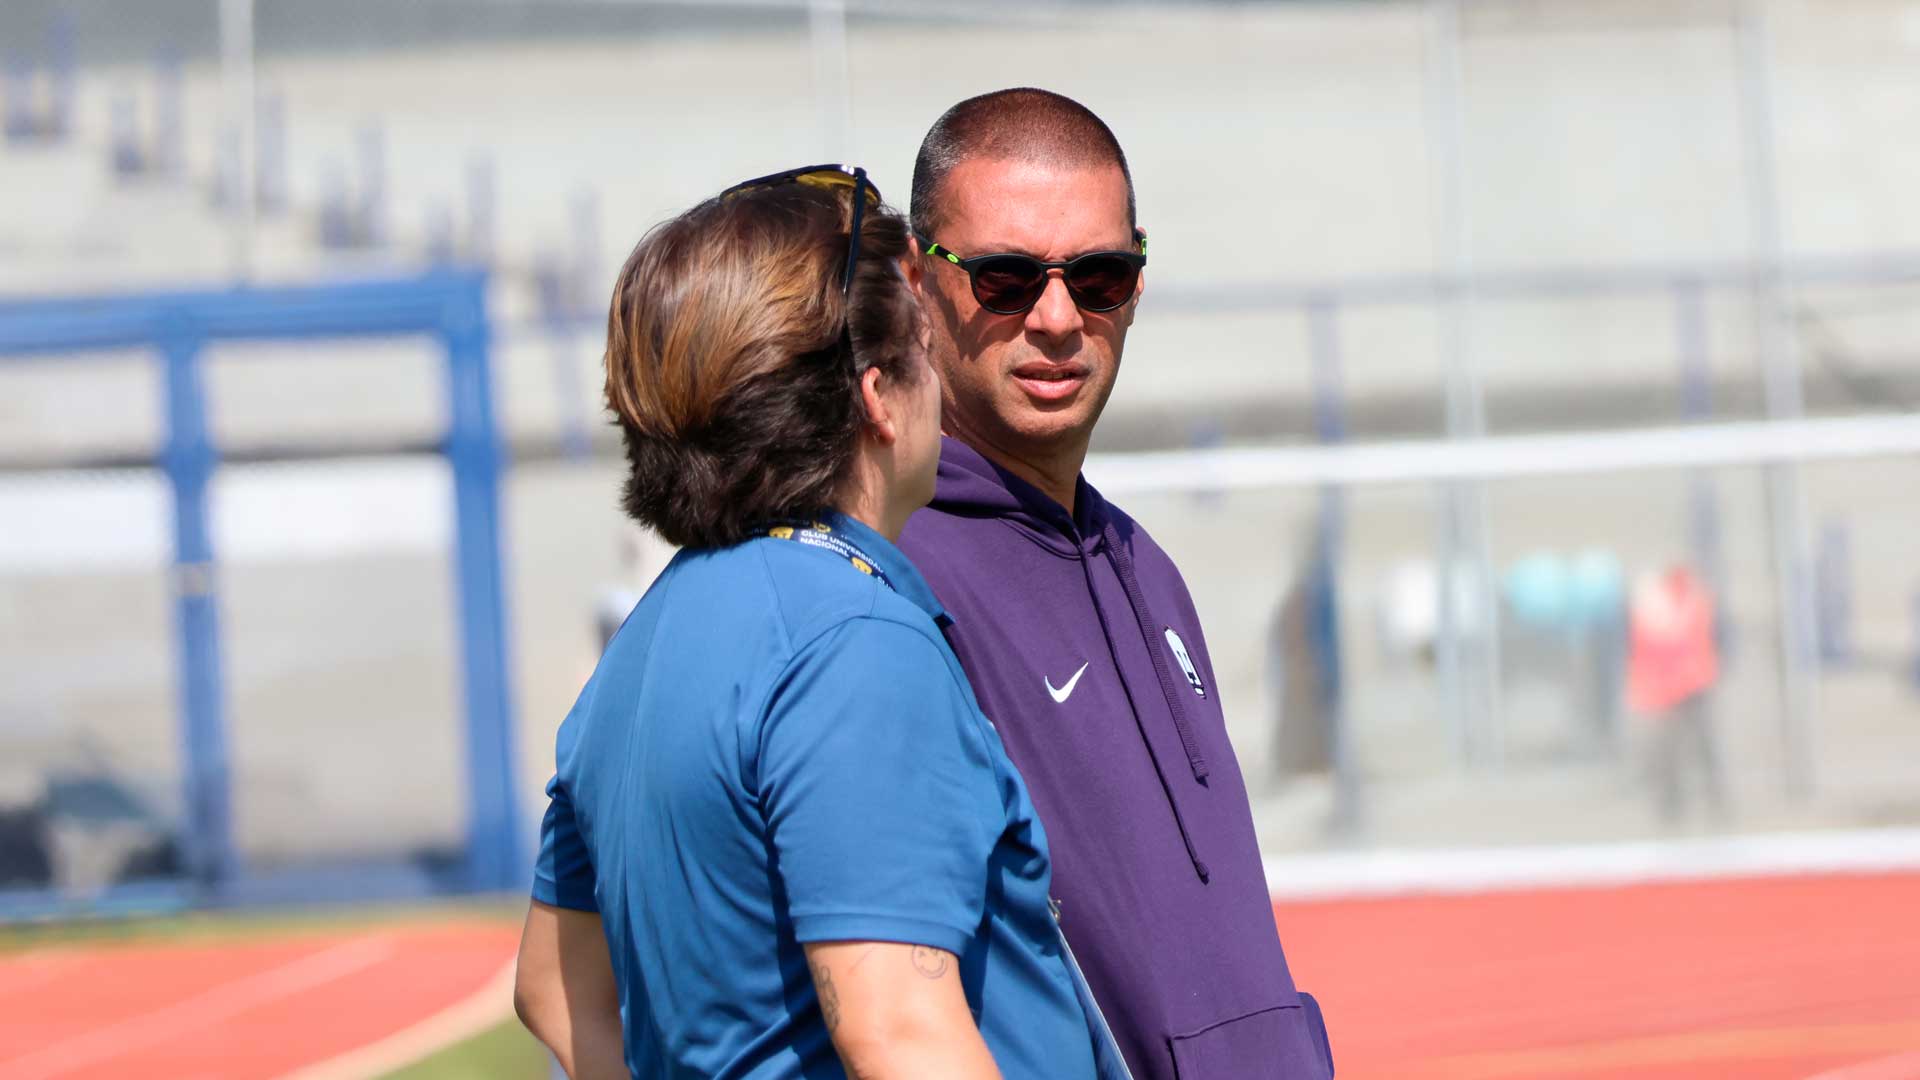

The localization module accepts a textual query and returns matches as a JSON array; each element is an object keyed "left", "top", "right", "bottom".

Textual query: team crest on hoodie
[{"left": 1163, "top": 627, "right": 1206, "bottom": 698}]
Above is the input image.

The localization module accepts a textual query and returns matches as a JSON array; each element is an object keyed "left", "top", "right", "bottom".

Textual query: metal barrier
[
  {"left": 0, "top": 270, "right": 521, "bottom": 918},
  {"left": 1102, "top": 250, "right": 1920, "bottom": 806}
]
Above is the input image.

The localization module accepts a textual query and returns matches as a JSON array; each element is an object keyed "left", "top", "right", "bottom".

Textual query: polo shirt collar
[{"left": 820, "top": 511, "right": 951, "bottom": 627}]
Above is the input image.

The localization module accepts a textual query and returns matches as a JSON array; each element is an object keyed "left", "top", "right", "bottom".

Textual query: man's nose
[{"left": 1023, "top": 271, "right": 1083, "bottom": 342}]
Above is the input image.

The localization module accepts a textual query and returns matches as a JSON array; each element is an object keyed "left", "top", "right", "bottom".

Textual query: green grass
[
  {"left": 378, "top": 1018, "right": 552, "bottom": 1080},
  {"left": 0, "top": 897, "right": 525, "bottom": 954}
]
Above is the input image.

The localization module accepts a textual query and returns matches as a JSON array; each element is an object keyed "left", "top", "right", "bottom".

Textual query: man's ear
[
  {"left": 1133, "top": 226, "right": 1148, "bottom": 305},
  {"left": 859, "top": 366, "right": 896, "bottom": 446}
]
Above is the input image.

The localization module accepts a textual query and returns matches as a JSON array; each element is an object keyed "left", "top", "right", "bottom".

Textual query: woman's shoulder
[
  {"left": 647, "top": 538, "right": 944, "bottom": 659},
  {"left": 663, "top": 537, "right": 910, "bottom": 644}
]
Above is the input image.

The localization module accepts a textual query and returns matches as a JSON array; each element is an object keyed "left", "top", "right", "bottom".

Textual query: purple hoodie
[{"left": 901, "top": 438, "right": 1334, "bottom": 1080}]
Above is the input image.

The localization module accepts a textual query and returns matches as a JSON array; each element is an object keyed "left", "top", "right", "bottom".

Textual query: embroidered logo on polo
[
  {"left": 1045, "top": 662, "right": 1090, "bottom": 704},
  {"left": 1163, "top": 627, "right": 1206, "bottom": 698}
]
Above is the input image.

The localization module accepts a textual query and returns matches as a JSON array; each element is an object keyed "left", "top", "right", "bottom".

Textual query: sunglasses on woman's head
[
  {"left": 720, "top": 164, "right": 881, "bottom": 297},
  {"left": 915, "top": 230, "right": 1147, "bottom": 316}
]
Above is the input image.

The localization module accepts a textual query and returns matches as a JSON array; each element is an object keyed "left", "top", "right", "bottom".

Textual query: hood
[
  {"left": 929, "top": 437, "right": 1108, "bottom": 556},
  {"left": 925, "top": 434, "right": 1214, "bottom": 877}
]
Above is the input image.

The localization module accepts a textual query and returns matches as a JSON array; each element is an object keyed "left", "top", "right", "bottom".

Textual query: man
[{"left": 900, "top": 88, "right": 1335, "bottom": 1079}]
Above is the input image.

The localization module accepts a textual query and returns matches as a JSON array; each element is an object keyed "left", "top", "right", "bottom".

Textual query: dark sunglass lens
[
  {"left": 971, "top": 256, "right": 1047, "bottom": 314},
  {"left": 1065, "top": 256, "right": 1138, "bottom": 311}
]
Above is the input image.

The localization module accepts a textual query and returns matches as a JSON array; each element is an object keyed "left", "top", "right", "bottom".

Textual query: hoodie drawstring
[
  {"left": 1102, "top": 520, "right": 1210, "bottom": 785},
  {"left": 1076, "top": 526, "right": 1211, "bottom": 884}
]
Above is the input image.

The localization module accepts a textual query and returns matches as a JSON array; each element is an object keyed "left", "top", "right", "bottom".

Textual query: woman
[{"left": 512, "top": 167, "right": 1107, "bottom": 1080}]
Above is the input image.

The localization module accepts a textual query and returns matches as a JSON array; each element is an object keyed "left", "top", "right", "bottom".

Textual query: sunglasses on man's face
[
  {"left": 720, "top": 164, "right": 881, "bottom": 297},
  {"left": 915, "top": 230, "right": 1147, "bottom": 316}
]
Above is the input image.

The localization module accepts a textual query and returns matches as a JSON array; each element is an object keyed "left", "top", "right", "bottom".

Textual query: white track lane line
[
  {"left": 274, "top": 958, "right": 517, "bottom": 1080},
  {"left": 0, "top": 935, "right": 395, "bottom": 1080},
  {"left": 1805, "top": 1051, "right": 1920, "bottom": 1080},
  {"left": 1265, "top": 826, "right": 1920, "bottom": 901}
]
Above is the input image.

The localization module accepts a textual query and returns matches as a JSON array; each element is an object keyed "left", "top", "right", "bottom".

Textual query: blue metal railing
[{"left": 0, "top": 269, "right": 522, "bottom": 918}]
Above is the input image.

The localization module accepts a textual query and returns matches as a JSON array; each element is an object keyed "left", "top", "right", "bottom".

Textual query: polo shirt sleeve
[
  {"left": 532, "top": 718, "right": 598, "bottom": 912},
  {"left": 757, "top": 617, "right": 1001, "bottom": 957}
]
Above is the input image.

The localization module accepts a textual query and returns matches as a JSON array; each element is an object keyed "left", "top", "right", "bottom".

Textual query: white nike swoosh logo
[{"left": 1046, "top": 662, "right": 1091, "bottom": 704}]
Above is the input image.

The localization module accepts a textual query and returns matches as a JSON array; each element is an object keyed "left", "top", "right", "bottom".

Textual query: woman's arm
[
  {"left": 514, "top": 899, "right": 627, "bottom": 1080},
  {"left": 803, "top": 940, "right": 1002, "bottom": 1080}
]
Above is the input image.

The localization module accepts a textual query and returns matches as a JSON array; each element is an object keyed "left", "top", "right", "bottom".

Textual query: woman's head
[{"left": 605, "top": 176, "right": 935, "bottom": 548}]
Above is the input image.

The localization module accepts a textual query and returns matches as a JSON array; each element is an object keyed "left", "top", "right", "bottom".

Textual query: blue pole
[
  {"left": 161, "top": 317, "right": 235, "bottom": 891},
  {"left": 256, "top": 91, "right": 287, "bottom": 215},
  {"left": 443, "top": 275, "right": 522, "bottom": 891},
  {"left": 2, "top": 55, "right": 30, "bottom": 142},
  {"left": 357, "top": 123, "right": 388, "bottom": 248},
  {"left": 47, "top": 12, "right": 75, "bottom": 139},
  {"left": 1674, "top": 279, "right": 1730, "bottom": 650},
  {"left": 1306, "top": 295, "right": 1357, "bottom": 834},
  {"left": 110, "top": 90, "right": 143, "bottom": 178},
  {"left": 153, "top": 50, "right": 182, "bottom": 176},
  {"left": 1307, "top": 296, "right": 1347, "bottom": 447},
  {"left": 1675, "top": 278, "right": 1713, "bottom": 420},
  {"left": 465, "top": 152, "right": 496, "bottom": 264},
  {"left": 1816, "top": 520, "right": 1853, "bottom": 666},
  {"left": 1911, "top": 592, "right": 1920, "bottom": 692}
]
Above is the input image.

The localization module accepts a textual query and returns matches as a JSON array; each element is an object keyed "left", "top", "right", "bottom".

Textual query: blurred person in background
[
  {"left": 1266, "top": 526, "right": 1341, "bottom": 785},
  {"left": 592, "top": 526, "right": 675, "bottom": 650},
  {"left": 898, "top": 88, "right": 1335, "bottom": 1079},
  {"left": 1500, "top": 549, "right": 1628, "bottom": 754},
  {"left": 0, "top": 776, "right": 52, "bottom": 890},
  {"left": 514, "top": 167, "right": 1113, "bottom": 1080},
  {"left": 1627, "top": 563, "right": 1727, "bottom": 824}
]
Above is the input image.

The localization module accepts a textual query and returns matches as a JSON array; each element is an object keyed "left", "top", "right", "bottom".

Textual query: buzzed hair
[{"left": 909, "top": 87, "right": 1136, "bottom": 239}]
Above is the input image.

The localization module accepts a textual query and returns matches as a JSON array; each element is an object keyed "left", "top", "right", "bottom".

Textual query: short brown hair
[
  {"left": 604, "top": 183, "right": 920, "bottom": 549},
  {"left": 910, "top": 87, "right": 1136, "bottom": 238}
]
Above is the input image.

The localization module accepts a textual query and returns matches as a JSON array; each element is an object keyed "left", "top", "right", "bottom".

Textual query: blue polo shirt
[{"left": 533, "top": 513, "right": 1099, "bottom": 1080}]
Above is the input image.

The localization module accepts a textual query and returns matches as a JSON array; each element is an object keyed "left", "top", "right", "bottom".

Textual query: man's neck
[{"left": 945, "top": 425, "right": 1083, "bottom": 517}]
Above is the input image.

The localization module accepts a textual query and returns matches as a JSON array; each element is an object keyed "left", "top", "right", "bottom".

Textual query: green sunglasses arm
[{"left": 916, "top": 235, "right": 965, "bottom": 266}]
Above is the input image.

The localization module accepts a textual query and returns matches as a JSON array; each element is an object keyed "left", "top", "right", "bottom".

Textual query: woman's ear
[
  {"left": 900, "top": 248, "right": 925, "bottom": 298},
  {"left": 859, "top": 366, "right": 896, "bottom": 446}
]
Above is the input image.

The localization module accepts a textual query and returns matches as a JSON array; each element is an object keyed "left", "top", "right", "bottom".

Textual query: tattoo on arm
[
  {"left": 810, "top": 959, "right": 842, "bottom": 1033},
  {"left": 909, "top": 945, "right": 951, "bottom": 980}
]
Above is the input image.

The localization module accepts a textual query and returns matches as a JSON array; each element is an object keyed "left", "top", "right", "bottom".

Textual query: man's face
[{"left": 913, "top": 157, "right": 1141, "bottom": 466}]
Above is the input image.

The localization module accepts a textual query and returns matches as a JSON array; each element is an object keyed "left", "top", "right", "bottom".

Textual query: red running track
[
  {"left": 0, "top": 920, "right": 518, "bottom": 1080},
  {"left": 1, "top": 875, "right": 1915, "bottom": 1079},
  {"left": 1276, "top": 872, "right": 1920, "bottom": 1080}
]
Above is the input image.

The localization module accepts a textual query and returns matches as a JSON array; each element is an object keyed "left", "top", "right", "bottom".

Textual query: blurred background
[{"left": 3, "top": 0, "right": 1920, "bottom": 1077}]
